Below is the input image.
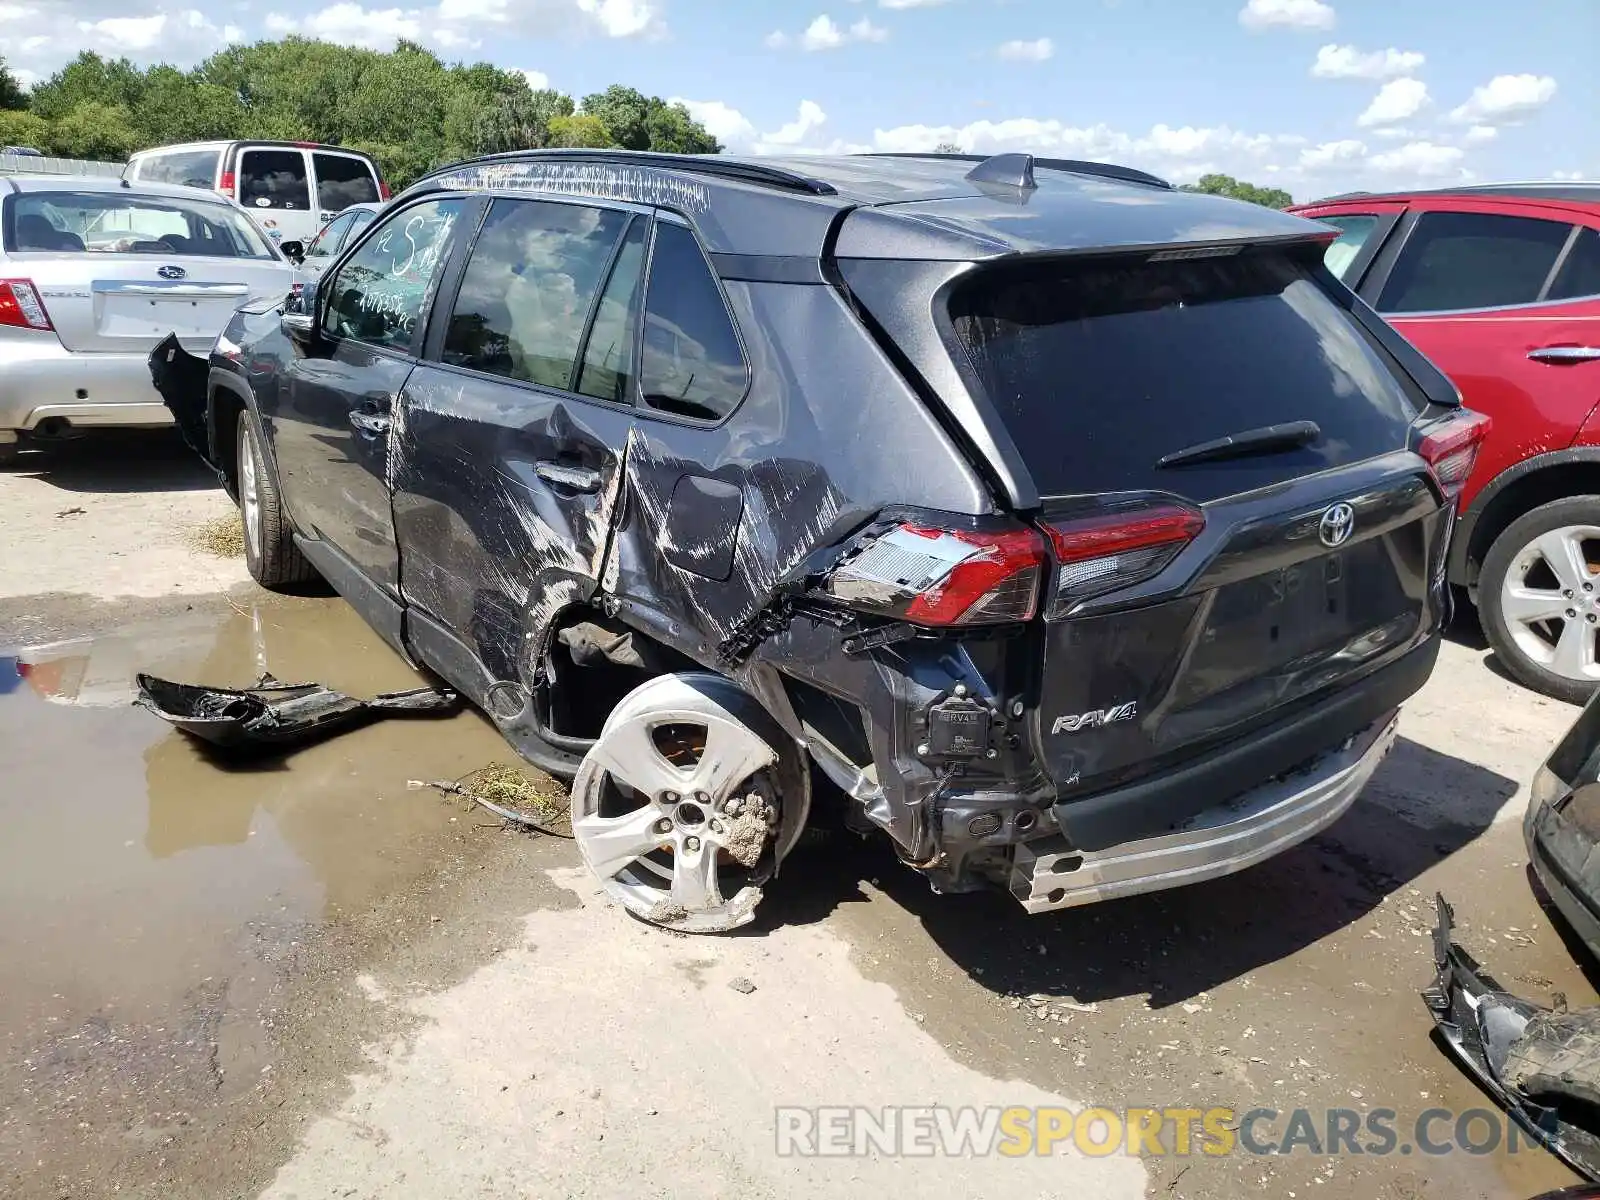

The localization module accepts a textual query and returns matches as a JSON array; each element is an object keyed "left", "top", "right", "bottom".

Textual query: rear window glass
[
  {"left": 949, "top": 252, "right": 1419, "bottom": 502},
  {"left": 1316, "top": 214, "right": 1378, "bottom": 281},
  {"left": 239, "top": 149, "right": 310, "bottom": 211},
  {"left": 136, "top": 149, "right": 220, "bottom": 189},
  {"left": 314, "top": 153, "right": 380, "bottom": 210},
  {"left": 4, "top": 191, "right": 274, "bottom": 259}
]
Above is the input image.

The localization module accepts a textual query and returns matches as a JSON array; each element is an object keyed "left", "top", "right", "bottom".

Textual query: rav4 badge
[{"left": 1053, "top": 702, "right": 1138, "bottom": 735}]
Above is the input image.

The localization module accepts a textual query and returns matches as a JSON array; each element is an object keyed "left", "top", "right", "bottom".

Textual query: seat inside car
[{"left": 16, "top": 213, "right": 85, "bottom": 252}]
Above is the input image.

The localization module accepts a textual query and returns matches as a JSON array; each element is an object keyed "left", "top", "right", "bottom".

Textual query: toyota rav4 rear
[{"left": 153, "top": 149, "right": 1480, "bottom": 932}]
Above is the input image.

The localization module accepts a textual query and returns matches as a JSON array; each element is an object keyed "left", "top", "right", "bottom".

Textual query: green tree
[
  {"left": 133, "top": 66, "right": 245, "bottom": 144},
  {"left": 933, "top": 141, "right": 962, "bottom": 154},
  {"left": 644, "top": 101, "right": 721, "bottom": 154},
  {"left": 47, "top": 101, "right": 141, "bottom": 161},
  {"left": 1179, "top": 172, "right": 1294, "bottom": 210},
  {"left": 29, "top": 53, "right": 146, "bottom": 121},
  {"left": 0, "top": 55, "right": 26, "bottom": 111},
  {"left": 470, "top": 87, "right": 575, "bottom": 155},
  {"left": 0, "top": 109, "right": 50, "bottom": 149},
  {"left": 546, "top": 112, "right": 615, "bottom": 149},
  {"left": 580, "top": 84, "right": 721, "bottom": 154}
]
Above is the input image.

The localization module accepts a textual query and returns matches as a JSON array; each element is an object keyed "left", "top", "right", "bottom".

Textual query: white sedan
[{"left": 0, "top": 176, "right": 297, "bottom": 463}]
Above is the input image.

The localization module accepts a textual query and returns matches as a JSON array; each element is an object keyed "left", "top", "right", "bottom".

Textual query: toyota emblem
[
  {"left": 1319, "top": 502, "right": 1355, "bottom": 548},
  {"left": 157, "top": 264, "right": 186, "bottom": 280}
]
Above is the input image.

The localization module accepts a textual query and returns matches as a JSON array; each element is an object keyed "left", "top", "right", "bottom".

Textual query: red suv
[{"left": 1292, "top": 184, "right": 1600, "bottom": 702}]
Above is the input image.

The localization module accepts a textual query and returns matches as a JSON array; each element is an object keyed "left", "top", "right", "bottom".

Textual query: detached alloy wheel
[
  {"left": 235, "top": 415, "right": 317, "bottom": 590},
  {"left": 1481, "top": 497, "right": 1600, "bottom": 704},
  {"left": 571, "top": 673, "right": 810, "bottom": 933}
]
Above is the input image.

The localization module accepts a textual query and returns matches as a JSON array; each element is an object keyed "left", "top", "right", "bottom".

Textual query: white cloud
[
  {"left": 1448, "top": 74, "right": 1558, "bottom": 126},
  {"left": 669, "top": 97, "right": 758, "bottom": 145},
  {"left": 574, "top": 0, "right": 660, "bottom": 38},
  {"left": 1310, "top": 43, "right": 1424, "bottom": 81},
  {"left": 84, "top": 14, "right": 169, "bottom": 48},
  {"left": 269, "top": 4, "right": 424, "bottom": 48},
  {"left": 1464, "top": 125, "right": 1498, "bottom": 144},
  {"left": 1357, "top": 78, "right": 1429, "bottom": 127},
  {"left": 878, "top": 0, "right": 950, "bottom": 7},
  {"left": 1551, "top": 170, "right": 1587, "bottom": 182},
  {"left": 519, "top": 69, "right": 550, "bottom": 90},
  {"left": 761, "top": 100, "right": 830, "bottom": 147},
  {"left": 1368, "top": 141, "right": 1465, "bottom": 176},
  {"left": 1299, "top": 138, "right": 1367, "bottom": 171},
  {"left": 997, "top": 38, "right": 1053, "bottom": 62},
  {"left": 1239, "top": 0, "right": 1335, "bottom": 32},
  {"left": 767, "top": 13, "right": 888, "bottom": 50},
  {"left": 1, "top": 5, "right": 242, "bottom": 80}
]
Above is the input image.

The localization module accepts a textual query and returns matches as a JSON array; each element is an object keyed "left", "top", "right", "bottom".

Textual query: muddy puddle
[{"left": 0, "top": 597, "right": 560, "bottom": 1197}]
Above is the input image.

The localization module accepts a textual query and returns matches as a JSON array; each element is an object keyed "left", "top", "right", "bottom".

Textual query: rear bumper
[
  {"left": 1009, "top": 714, "right": 1398, "bottom": 913},
  {"left": 0, "top": 338, "right": 173, "bottom": 431}
]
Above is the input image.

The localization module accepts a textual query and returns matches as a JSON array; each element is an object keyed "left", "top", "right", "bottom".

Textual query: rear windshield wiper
[{"left": 1157, "top": 420, "right": 1321, "bottom": 469}]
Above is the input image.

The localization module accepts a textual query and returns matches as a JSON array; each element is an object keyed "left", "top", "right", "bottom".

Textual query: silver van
[{"left": 124, "top": 141, "right": 388, "bottom": 248}]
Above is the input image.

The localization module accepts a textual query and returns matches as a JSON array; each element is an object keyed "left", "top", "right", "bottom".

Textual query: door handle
[
  {"left": 348, "top": 410, "right": 390, "bottom": 435},
  {"left": 1529, "top": 346, "right": 1600, "bottom": 364},
  {"left": 534, "top": 461, "right": 602, "bottom": 493}
]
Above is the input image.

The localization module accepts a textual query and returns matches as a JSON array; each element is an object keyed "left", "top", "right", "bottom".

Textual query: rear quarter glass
[{"left": 947, "top": 249, "right": 1422, "bottom": 503}]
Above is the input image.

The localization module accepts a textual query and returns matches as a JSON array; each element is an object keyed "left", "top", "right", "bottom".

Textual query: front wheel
[
  {"left": 1480, "top": 496, "right": 1600, "bottom": 704},
  {"left": 236, "top": 415, "right": 317, "bottom": 590}
]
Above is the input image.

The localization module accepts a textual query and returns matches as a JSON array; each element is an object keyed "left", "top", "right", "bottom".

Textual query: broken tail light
[
  {"left": 1041, "top": 502, "right": 1204, "bottom": 618},
  {"left": 1417, "top": 410, "right": 1491, "bottom": 501},
  {"left": 825, "top": 523, "right": 1047, "bottom": 627},
  {"left": 0, "top": 280, "right": 53, "bottom": 331}
]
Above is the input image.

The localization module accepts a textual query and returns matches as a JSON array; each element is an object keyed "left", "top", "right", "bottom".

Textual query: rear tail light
[
  {"left": 218, "top": 170, "right": 236, "bottom": 198},
  {"left": 1040, "top": 502, "right": 1204, "bottom": 617},
  {"left": 378, "top": 180, "right": 392, "bottom": 200},
  {"left": 1417, "top": 410, "right": 1491, "bottom": 501},
  {"left": 0, "top": 279, "right": 53, "bottom": 331},
  {"left": 824, "top": 523, "right": 1047, "bottom": 627}
]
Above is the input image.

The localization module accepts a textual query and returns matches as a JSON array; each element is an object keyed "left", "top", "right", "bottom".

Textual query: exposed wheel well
[
  {"left": 1464, "top": 462, "right": 1600, "bottom": 593},
  {"left": 208, "top": 386, "right": 247, "bottom": 497}
]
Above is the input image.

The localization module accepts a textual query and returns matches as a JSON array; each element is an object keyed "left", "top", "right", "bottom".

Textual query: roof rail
[
  {"left": 860, "top": 151, "right": 1172, "bottom": 190},
  {"left": 417, "top": 148, "right": 838, "bottom": 197}
]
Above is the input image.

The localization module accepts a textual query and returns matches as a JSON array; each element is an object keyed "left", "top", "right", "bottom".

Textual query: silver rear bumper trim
[{"left": 1011, "top": 715, "right": 1399, "bottom": 914}]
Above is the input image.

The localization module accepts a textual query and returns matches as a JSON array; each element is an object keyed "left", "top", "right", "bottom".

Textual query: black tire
[
  {"left": 1480, "top": 495, "right": 1600, "bottom": 705},
  {"left": 236, "top": 414, "right": 318, "bottom": 590}
]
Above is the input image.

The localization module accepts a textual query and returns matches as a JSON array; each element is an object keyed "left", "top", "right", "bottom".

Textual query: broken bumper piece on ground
[
  {"left": 1423, "top": 892, "right": 1600, "bottom": 1182},
  {"left": 135, "top": 672, "right": 460, "bottom": 751}
]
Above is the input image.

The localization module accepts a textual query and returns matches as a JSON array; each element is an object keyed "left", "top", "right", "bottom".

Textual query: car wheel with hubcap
[
  {"left": 1480, "top": 496, "right": 1600, "bottom": 704},
  {"left": 571, "top": 673, "right": 810, "bottom": 933},
  {"left": 235, "top": 414, "right": 318, "bottom": 590}
]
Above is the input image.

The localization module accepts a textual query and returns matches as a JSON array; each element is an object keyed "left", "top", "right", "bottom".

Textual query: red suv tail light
[
  {"left": 1040, "top": 502, "right": 1204, "bottom": 617},
  {"left": 378, "top": 180, "right": 392, "bottom": 200},
  {"left": 824, "top": 523, "right": 1048, "bottom": 626},
  {"left": 0, "top": 279, "right": 53, "bottom": 331},
  {"left": 1417, "top": 410, "right": 1491, "bottom": 500},
  {"left": 218, "top": 170, "right": 236, "bottom": 198}
]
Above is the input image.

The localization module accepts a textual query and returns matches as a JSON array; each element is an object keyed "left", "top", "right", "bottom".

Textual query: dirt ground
[{"left": 1, "top": 434, "right": 1594, "bottom": 1200}]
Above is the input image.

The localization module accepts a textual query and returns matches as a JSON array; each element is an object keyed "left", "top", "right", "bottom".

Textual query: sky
[{"left": 1, "top": 0, "right": 1595, "bottom": 201}]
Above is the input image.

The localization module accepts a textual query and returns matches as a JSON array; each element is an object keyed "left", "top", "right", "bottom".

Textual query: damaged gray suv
[{"left": 151, "top": 148, "right": 1487, "bottom": 932}]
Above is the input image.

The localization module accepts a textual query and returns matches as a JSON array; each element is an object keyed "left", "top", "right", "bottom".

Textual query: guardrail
[{"left": 0, "top": 154, "right": 126, "bottom": 177}]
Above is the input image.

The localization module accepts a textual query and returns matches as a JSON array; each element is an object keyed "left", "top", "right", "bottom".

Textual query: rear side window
[
  {"left": 949, "top": 252, "right": 1420, "bottom": 503},
  {"left": 1379, "top": 211, "right": 1572, "bottom": 313},
  {"left": 239, "top": 149, "right": 310, "bottom": 211},
  {"left": 639, "top": 222, "right": 747, "bottom": 422},
  {"left": 324, "top": 198, "right": 465, "bottom": 352},
  {"left": 137, "top": 149, "right": 220, "bottom": 189},
  {"left": 314, "top": 153, "right": 380, "bottom": 211},
  {"left": 1550, "top": 228, "right": 1600, "bottom": 301},
  {"left": 442, "top": 198, "right": 629, "bottom": 390},
  {"left": 305, "top": 212, "right": 354, "bottom": 260},
  {"left": 577, "top": 220, "right": 648, "bottom": 404},
  {"left": 1316, "top": 214, "right": 1378, "bottom": 281}
]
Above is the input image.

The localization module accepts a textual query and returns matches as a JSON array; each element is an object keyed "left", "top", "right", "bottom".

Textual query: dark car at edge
[{"left": 151, "top": 148, "right": 1485, "bottom": 931}]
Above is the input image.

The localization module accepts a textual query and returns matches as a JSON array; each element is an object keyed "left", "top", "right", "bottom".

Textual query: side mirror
[
  {"left": 279, "top": 240, "right": 305, "bottom": 264},
  {"left": 281, "top": 310, "right": 316, "bottom": 343}
]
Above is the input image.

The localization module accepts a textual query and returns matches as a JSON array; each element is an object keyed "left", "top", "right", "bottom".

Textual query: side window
[
  {"left": 639, "top": 222, "right": 748, "bottom": 422},
  {"left": 576, "top": 221, "right": 648, "bottom": 403},
  {"left": 305, "top": 213, "right": 353, "bottom": 259},
  {"left": 322, "top": 198, "right": 465, "bottom": 352},
  {"left": 239, "top": 149, "right": 310, "bottom": 211},
  {"left": 1550, "top": 228, "right": 1600, "bottom": 302},
  {"left": 313, "top": 153, "right": 381, "bottom": 211},
  {"left": 141, "top": 149, "right": 220, "bottom": 189},
  {"left": 1315, "top": 214, "right": 1378, "bottom": 281},
  {"left": 1379, "top": 211, "right": 1575, "bottom": 313},
  {"left": 442, "top": 198, "right": 629, "bottom": 390}
]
